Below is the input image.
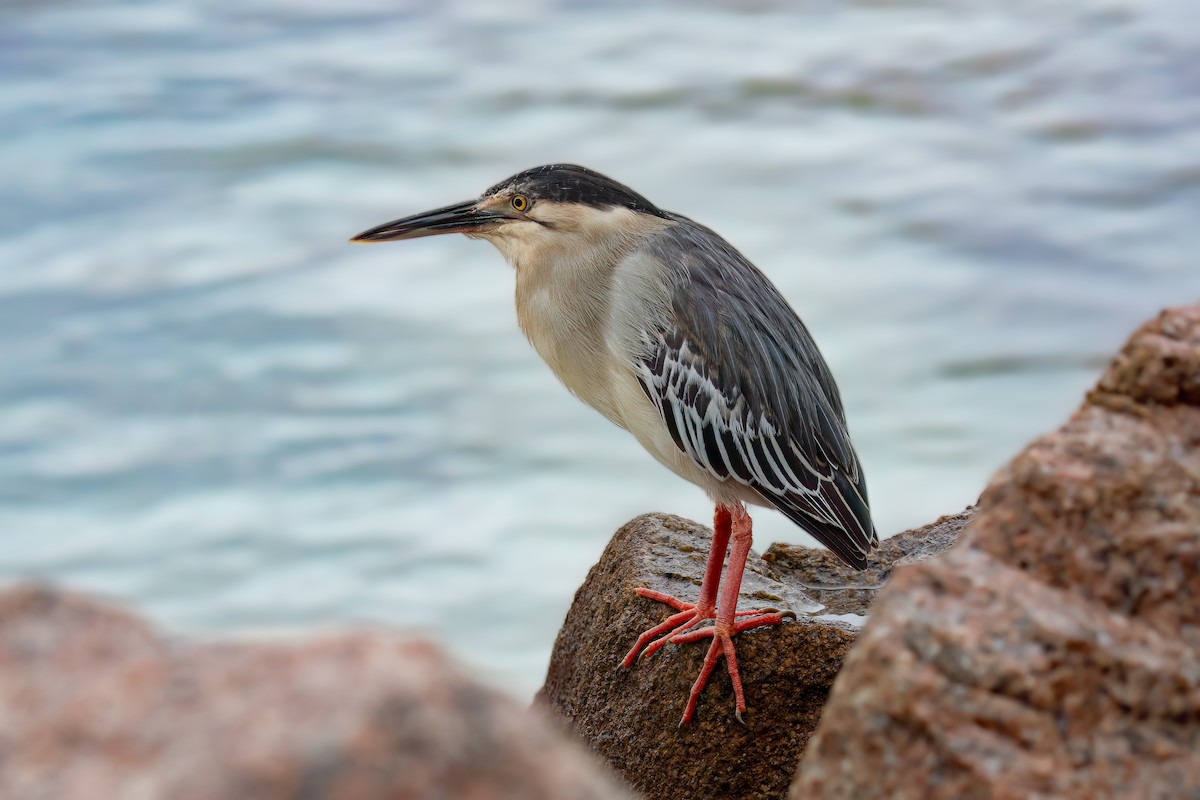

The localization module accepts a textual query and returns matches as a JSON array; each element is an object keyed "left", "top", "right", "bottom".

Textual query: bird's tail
[{"left": 767, "top": 470, "right": 877, "bottom": 570}]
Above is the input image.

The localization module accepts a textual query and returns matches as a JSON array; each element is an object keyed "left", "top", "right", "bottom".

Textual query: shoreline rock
[
  {"left": 536, "top": 510, "right": 965, "bottom": 800},
  {"left": 791, "top": 305, "right": 1200, "bottom": 799},
  {"left": 0, "top": 585, "right": 631, "bottom": 800}
]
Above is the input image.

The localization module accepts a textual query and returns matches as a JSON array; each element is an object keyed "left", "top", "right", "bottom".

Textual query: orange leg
[
  {"left": 622, "top": 503, "right": 795, "bottom": 724},
  {"left": 621, "top": 506, "right": 729, "bottom": 668}
]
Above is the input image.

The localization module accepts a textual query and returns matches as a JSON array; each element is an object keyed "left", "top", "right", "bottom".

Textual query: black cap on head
[{"left": 484, "top": 164, "right": 670, "bottom": 219}]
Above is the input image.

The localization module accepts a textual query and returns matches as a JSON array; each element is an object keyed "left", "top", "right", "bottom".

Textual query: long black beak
[{"left": 349, "top": 200, "right": 508, "bottom": 243}]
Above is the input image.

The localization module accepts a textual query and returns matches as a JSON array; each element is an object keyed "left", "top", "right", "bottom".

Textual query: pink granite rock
[
  {"left": 792, "top": 305, "right": 1200, "bottom": 799},
  {"left": 0, "top": 585, "right": 631, "bottom": 800}
]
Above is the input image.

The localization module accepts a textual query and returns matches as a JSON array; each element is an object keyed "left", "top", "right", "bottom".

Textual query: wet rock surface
[
  {"left": 0, "top": 585, "right": 631, "bottom": 800},
  {"left": 537, "top": 510, "right": 964, "bottom": 800},
  {"left": 763, "top": 509, "right": 975, "bottom": 615},
  {"left": 792, "top": 305, "right": 1200, "bottom": 800}
]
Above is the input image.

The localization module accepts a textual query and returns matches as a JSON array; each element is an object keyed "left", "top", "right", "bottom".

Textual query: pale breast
[
  {"left": 515, "top": 264, "right": 627, "bottom": 427},
  {"left": 512, "top": 240, "right": 677, "bottom": 440}
]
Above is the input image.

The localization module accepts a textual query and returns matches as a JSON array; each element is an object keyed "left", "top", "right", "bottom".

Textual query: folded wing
[{"left": 633, "top": 220, "right": 877, "bottom": 569}]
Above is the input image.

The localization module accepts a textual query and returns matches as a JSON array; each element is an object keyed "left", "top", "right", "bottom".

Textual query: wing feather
[{"left": 633, "top": 219, "right": 878, "bottom": 569}]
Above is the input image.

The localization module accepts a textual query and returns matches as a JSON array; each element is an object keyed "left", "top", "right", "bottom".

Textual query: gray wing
[{"left": 633, "top": 218, "right": 877, "bottom": 569}]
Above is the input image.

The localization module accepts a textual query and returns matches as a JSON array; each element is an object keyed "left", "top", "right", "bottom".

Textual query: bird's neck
[{"left": 510, "top": 237, "right": 618, "bottom": 407}]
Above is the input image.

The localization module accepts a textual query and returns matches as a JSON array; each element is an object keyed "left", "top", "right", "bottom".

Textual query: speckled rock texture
[
  {"left": 537, "top": 510, "right": 967, "bottom": 800},
  {"left": 792, "top": 305, "right": 1200, "bottom": 800},
  {"left": 0, "top": 585, "right": 631, "bottom": 800}
]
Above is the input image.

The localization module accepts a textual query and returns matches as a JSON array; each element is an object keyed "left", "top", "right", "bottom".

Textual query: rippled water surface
[{"left": 3, "top": 0, "right": 1198, "bottom": 695}]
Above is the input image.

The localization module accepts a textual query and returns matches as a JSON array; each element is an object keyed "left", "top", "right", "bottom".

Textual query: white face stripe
[{"left": 477, "top": 201, "right": 671, "bottom": 275}]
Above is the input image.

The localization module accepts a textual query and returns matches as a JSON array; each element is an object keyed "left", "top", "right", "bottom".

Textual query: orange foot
[{"left": 622, "top": 586, "right": 795, "bottom": 725}]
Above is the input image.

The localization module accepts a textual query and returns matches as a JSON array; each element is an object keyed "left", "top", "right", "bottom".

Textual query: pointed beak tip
[
  {"left": 348, "top": 200, "right": 501, "bottom": 247},
  {"left": 349, "top": 224, "right": 402, "bottom": 244}
]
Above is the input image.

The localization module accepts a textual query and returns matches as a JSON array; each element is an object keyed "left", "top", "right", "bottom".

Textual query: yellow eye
[{"left": 511, "top": 194, "right": 530, "bottom": 212}]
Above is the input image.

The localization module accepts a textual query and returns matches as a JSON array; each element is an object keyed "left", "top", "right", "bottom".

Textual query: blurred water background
[{"left": 2, "top": 0, "right": 1198, "bottom": 696}]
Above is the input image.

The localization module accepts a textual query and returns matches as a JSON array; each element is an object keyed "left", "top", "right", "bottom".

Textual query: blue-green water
[{"left": 2, "top": 0, "right": 1198, "bottom": 695}]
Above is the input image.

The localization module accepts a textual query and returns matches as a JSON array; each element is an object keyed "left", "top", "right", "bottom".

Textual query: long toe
[
  {"left": 621, "top": 606, "right": 699, "bottom": 668},
  {"left": 668, "top": 611, "right": 794, "bottom": 723},
  {"left": 677, "top": 629, "right": 749, "bottom": 726},
  {"left": 622, "top": 588, "right": 712, "bottom": 668}
]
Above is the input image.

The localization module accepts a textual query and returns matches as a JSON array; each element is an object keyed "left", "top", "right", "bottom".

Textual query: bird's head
[{"left": 350, "top": 164, "right": 671, "bottom": 268}]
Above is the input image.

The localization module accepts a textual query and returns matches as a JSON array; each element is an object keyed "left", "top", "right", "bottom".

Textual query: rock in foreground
[
  {"left": 537, "top": 510, "right": 967, "bottom": 800},
  {"left": 0, "top": 586, "right": 631, "bottom": 800},
  {"left": 792, "top": 305, "right": 1200, "bottom": 799}
]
